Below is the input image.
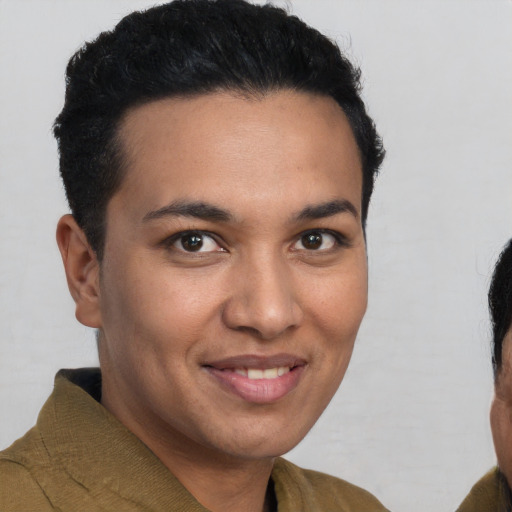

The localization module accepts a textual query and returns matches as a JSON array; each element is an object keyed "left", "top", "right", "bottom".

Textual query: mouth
[{"left": 203, "top": 354, "right": 306, "bottom": 404}]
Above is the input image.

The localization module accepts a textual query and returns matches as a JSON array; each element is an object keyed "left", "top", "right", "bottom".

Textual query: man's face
[
  {"left": 93, "top": 90, "right": 367, "bottom": 461},
  {"left": 491, "top": 328, "right": 512, "bottom": 484}
]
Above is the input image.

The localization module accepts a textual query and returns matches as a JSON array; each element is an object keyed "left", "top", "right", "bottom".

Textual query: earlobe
[{"left": 56, "top": 214, "right": 102, "bottom": 328}]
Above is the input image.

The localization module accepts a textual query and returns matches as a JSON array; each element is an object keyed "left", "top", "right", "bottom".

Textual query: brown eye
[
  {"left": 181, "top": 233, "right": 204, "bottom": 252},
  {"left": 293, "top": 230, "right": 338, "bottom": 251},
  {"left": 302, "top": 232, "right": 323, "bottom": 250},
  {"left": 171, "top": 231, "right": 222, "bottom": 253}
]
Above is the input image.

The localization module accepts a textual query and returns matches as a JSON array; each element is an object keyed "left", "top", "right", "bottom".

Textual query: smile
[{"left": 203, "top": 354, "right": 306, "bottom": 404}]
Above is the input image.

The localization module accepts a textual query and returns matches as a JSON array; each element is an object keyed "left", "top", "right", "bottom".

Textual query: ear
[{"left": 56, "top": 214, "right": 102, "bottom": 328}]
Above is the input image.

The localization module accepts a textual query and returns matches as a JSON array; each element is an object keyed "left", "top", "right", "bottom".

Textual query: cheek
[
  {"left": 304, "top": 261, "right": 367, "bottom": 378},
  {"left": 100, "top": 260, "right": 225, "bottom": 350},
  {"left": 308, "top": 262, "right": 368, "bottom": 335},
  {"left": 491, "top": 398, "right": 512, "bottom": 481}
]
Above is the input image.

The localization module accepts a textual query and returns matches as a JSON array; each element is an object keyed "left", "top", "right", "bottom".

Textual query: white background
[{"left": 1, "top": 1, "right": 511, "bottom": 511}]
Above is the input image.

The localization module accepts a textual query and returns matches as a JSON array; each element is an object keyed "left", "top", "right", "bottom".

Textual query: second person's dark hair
[{"left": 489, "top": 239, "right": 512, "bottom": 374}]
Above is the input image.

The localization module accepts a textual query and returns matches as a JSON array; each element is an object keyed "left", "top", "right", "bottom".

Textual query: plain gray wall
[{"left": 1, "top": 1, "right": 511, "bottom": 511}]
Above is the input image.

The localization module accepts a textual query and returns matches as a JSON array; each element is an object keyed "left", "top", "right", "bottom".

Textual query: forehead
[{"left": 112, "top": 90, "right": 362, "bottom": 219}]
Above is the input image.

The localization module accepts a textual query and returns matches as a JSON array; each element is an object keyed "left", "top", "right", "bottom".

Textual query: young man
[{"left": 0, "top": 1, "right": 386, "bottom": 510}]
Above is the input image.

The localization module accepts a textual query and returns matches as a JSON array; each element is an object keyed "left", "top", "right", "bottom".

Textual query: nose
[{"left": 222, "top": 254, "right": 303, "bottom": 340}]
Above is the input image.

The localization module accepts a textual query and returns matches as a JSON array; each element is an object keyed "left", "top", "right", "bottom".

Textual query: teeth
[
  {"left": 277, "top": 366, "right": 289, "bottom": 377},
  {"left": 247, "top": 369, "right": 264, "bottom": 379},
  {"left": 237, "top": 366, "right": 290, "bottom": 380},
  {"left": 262, "top": 368, "right": 278, "bottom": 379}
]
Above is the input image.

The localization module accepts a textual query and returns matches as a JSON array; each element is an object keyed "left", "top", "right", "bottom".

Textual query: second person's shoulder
[{"left": 456, "top": 467, "right": 508, "bottom": 512}]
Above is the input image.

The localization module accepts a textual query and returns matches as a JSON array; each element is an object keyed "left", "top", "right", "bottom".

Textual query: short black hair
[
  {"left": 489, "top": 239, "right": 512, "bottom": 375},
  {"left": 54, "top": 0, "right": 385, "bottom": 259}
]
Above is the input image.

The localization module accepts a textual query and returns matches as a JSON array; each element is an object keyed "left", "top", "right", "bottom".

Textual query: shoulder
[
  {"left": 456, "top": 467, "right": 507, "bottom": 512},
  {"left": 0, "top": 426, "right": 55, "bottom": 511},
  {"left": 0, "top": 424, "right": 50, "bottom": 468},
  {"left": 272, "top": 458, "right": 389, "bottom": 512},
  {"left": 0, "top": 457, "right": 53, "bottom": 511}
]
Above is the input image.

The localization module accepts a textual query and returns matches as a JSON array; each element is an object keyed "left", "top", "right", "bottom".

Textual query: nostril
[{"left": 234, "top": 325, "right": 265, "bottom": 338}]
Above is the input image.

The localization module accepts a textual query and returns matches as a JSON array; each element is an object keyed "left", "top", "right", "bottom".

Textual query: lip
[{"left": 203, "top": 353, "right": 307, "bottom": 404}]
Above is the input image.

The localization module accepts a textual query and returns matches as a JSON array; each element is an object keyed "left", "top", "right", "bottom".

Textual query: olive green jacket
[{"left": 0, "top": 369, "right": 388, "bottom": 511}]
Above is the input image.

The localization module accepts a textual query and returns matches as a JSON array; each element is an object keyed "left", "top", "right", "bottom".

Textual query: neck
[{"left": 143, "top": 428, "right": 276, "bottom": 512}]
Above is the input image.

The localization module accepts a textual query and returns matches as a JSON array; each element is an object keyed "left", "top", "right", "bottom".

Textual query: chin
[{"left": 211, "top": 420, "right": 311, "bottom": 461}]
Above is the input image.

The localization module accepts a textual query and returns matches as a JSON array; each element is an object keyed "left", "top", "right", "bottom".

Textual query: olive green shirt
[
  {"left": 456, "top": 467, "right": 508, "bottom": 512},
  {"left": 0, "top": 369, "right": 388, "bottom": 511}
]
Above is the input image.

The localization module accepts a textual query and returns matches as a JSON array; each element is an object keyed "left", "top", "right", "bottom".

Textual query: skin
[
  {"left": 491, "top": 328, "right": 512, "bottom": 486},
  {"left": 57, "top": 90, "right": 368, "bottom": 512}
]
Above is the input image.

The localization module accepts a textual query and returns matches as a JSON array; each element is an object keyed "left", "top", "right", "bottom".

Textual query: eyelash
[
  {"left": 162, "top": 230, "right": 224, "bottom": 254},
  {"left": 162, "top": 228, "right": 351, "bottom": 256},
  {"left": 293, "top": 229, "right": 351, "bottom": 252}
]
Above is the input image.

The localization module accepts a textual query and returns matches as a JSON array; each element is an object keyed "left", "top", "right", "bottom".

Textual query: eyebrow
[
  {"left": 143, "top": 198, "right": 358, "bottom": 224},
  {"left": 143, "top": 200, "right": 233, "bottom": 222},
  {"left": 294, "top": 199, "right": 358, "bottom": 221}
]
